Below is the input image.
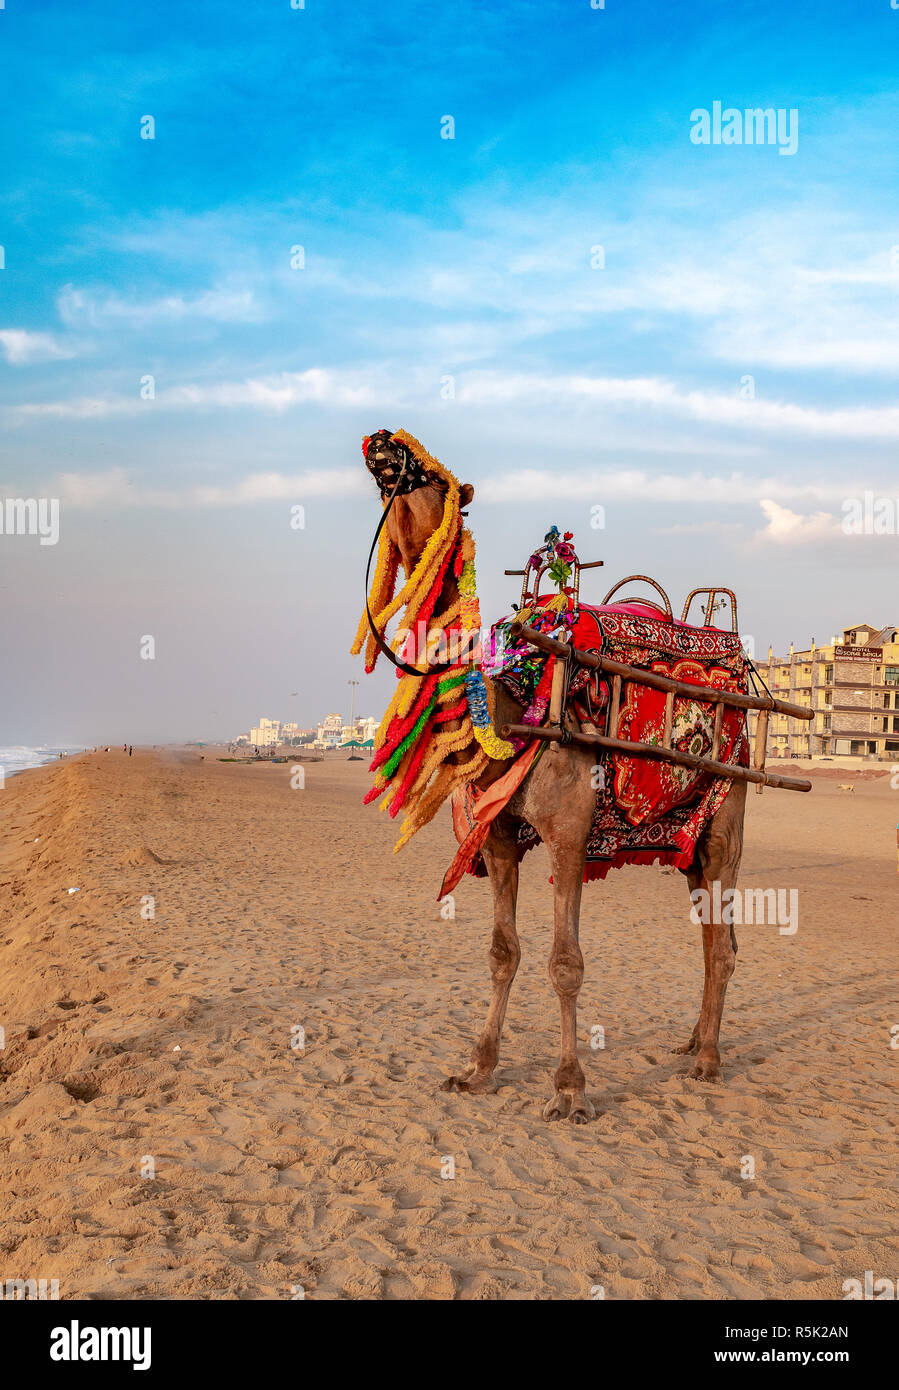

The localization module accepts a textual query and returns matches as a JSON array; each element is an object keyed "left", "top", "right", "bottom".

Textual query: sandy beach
[{"left": 0, "top": 747, "right": 897, "bottom": 1300}]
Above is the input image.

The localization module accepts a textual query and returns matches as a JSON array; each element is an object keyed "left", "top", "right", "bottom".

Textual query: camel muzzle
[{"left": 363, "top": 429, "right": 437, "bottom": 496}]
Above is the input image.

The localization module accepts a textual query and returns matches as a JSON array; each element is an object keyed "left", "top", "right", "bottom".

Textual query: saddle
[{"left": 442, "top": 541, "right": 812, "bottom": 895}]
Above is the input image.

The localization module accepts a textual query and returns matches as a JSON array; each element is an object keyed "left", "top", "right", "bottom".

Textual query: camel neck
[{"left": 431, "top": 574, "right": 461, "bottom": 622}]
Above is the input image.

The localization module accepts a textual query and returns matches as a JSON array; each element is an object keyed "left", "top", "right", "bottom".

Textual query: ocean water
[{"left": 0, "top": 745, "right": 86, "bottom": 781}]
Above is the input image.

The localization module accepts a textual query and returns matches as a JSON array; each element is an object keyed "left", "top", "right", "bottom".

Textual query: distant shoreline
[{"left": 0, "top": 746, "right": 88, "bottom": 780}]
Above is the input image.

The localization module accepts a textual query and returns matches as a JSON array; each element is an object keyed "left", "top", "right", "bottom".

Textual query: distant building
[
  {"left": 240, "top": 712, "right": 376, "bottom": 750},
  {"left": 749, "top": 622, "right": 899, "bottom": 759},
  {"left": 357, "top": 715, "right": 377, "bottom": 743},
  {"left": 341, "top": 715, "right": 377, "bottom": 745},
  {"left": 316, "top": 713, "right": 343, "bottom": 748},
  {"left": 250, "top": 718, "right": 281, "bottom": 747}
]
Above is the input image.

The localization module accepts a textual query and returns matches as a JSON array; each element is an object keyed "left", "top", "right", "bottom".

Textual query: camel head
[{"left": 363, "top": 428, "right": 474, "bottom": 575}]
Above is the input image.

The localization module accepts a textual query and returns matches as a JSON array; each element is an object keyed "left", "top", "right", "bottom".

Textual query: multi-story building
[
  {"left": 341, "top": 715, "right": 377, "bottom": 745},
  {"left": 749, "top": 622, "right": 899, "bottom": 760},
  {"left": 315, "top": 713, "right": 344, "bottom": 748},
  {"left": 249, "top": 717, "right": 281, "bottom": 747}
]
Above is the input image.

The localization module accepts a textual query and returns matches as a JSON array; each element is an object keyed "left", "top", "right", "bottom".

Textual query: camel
[{"left": 358, "top": 430, "right": 746, "bottom": 1124}]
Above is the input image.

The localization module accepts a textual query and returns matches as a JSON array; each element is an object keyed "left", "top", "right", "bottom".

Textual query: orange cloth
[{"left": 438, "top": 742, "right": 541, "bottom": 899}]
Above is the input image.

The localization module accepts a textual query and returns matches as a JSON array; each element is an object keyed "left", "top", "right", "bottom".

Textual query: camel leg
[
  {"left": 509, "top": 743, "right": 596, "bottom": 1124},
  {"left": 675, "top": 781, "right": 746, "bottom": 1081},
  {"left": 441, "top": 814, "right": 520, "bottom": 1095},
  {"left": 541, "top": 826, "right": 594, "bottom": 1125}
]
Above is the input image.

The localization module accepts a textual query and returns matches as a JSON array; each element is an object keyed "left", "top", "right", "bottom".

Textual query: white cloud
[
  {"left": 6, "top": 368, "right": 388, "bottom": 422},
  {"left": 460, "top": 372, "right": 899, "bottom": 441},
  {"left": 8, "top": 396, "right": 138, "bottom": 422},
  {"left": 19, "top": 466, "right": 366, "bottom": 509},
  {"left": 0, "top": 329, "right": 74, "bottom": 364},
  {"left": 58, "top": 283, "right": 263, "bottom": 328},
  {"left": 654, "top": 520, "right": 744, "bottom": 536},
  {"left": 9, "top": 465, "right": 876, "bottom": 526},
  {"left": 192, "top": 469, "right": 363, "bottom": 504},
  {"left": 49, "top": 468, "right": 141, "bottom": 507},
  {"left": 475, "top": 468, "right": 858, "bottom": 508},
  {"left": 64, "top": 174, "right": 899, "bottom": 381},
  {"left": 338, "top": 206, "right": 899, "bottom": 376},
  {"left": 754, "top": 499, "right": 842, "bottom": 544},
  {"left": 167, "top": 369, "right": 381, "bottom": 412},
  {"left": 10, "top": 367, "right": 899, "bottom": 442}
]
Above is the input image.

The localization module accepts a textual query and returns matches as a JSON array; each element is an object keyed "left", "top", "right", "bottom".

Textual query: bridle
[{"left": 363, "top": 440, "right": 460, "bottom": 678}]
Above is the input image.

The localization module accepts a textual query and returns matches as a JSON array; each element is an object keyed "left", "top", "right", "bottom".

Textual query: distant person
[{"left": 129, "top": 745, "right": 133, "bottom": 757}]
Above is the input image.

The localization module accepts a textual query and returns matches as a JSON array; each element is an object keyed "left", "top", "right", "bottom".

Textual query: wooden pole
[
  {"left": 754, "top": 708, "right": 769, "bottom": 797},
  {"left": 503, "top": 560, "right": 605, "bottom": 575},
  {"left": 662, "top": 689, "right": 675, "bottom": 747},
  {"left": 548, "top": 658, "right": 566, "bottom": 726},
  {"left": 548, "top": 656, "right": 567, "bottom": 753},
  {"left": 608, "top": 673, "right": 622, "bottom": 738},
  {"left": 499, "top": 722, "right": 812, "bottom": 793},
  {"left": 711, "top": 703, "right": 723, "bottom": 761}
]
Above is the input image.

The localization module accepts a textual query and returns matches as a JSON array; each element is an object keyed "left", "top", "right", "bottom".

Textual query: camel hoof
[
  {"left": 543, "top": 1092, "right": 571, "bottom": 1122},
  {"left": 673, "top": 1038, "right": 699, "bottom": 1056},
  {"left": 689, "top": 1051, "right": 722, "bottom": 1082},
  {"left": 441, "top": 1069, "right": 496, "bottom": 1095},
  {"left": 543, "top": 1091, "right": 595, "bottom": 1124}
]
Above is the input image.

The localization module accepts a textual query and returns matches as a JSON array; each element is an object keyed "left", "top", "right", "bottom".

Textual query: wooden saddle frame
[{"left": 498, "top": 570, "right": 813, "bottom": 795}]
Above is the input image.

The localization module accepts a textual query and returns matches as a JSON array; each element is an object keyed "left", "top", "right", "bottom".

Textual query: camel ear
[{"left": 460, "top": 483, "right": 475, "bottom": 508}]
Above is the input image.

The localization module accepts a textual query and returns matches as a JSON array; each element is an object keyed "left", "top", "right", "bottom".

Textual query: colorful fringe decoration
[
  {"left": 464, "top": 671, "right": 516, "bottom": 761},
  {"left": 352, "top": 430, "right": 514, "bottom": 853}
]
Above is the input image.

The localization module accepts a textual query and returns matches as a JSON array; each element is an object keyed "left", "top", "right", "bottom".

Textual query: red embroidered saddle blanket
[{"left": 459, "top": 600, "right": 751, "bottom": 883}]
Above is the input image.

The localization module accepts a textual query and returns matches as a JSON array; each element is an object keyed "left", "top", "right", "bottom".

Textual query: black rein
[{"left": 364, "top": 454, "right": 458, "bottom": 679}]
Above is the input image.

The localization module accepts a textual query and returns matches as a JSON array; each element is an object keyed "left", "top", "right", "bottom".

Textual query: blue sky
[{"left": 2, "top": 0, "right": 898, "bottom": 743}]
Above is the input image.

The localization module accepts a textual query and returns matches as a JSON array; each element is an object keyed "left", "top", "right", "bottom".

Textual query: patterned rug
[{"left": 461, "top": 599, "right": 751, "bottom": 882}]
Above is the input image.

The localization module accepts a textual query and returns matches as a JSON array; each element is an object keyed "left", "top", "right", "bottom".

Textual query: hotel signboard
[{"left": 834, "top": 645, "right": 882, "bottom": 661}]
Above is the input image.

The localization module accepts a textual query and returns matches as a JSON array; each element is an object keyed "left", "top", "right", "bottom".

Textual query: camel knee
[
  {"left": 717, "top": 948, "right": 736, "bottom": 982},
  {"left": 488, "top": 930, "right": 520, "bottom": 985},
  {"left": 707, "top": 936, "right": 736, "bottom": 984},
  {"left": 700, "top": 832, "right": 740, "bottom": 883},
  {"left": 548, "top": 945, "right": 584, "bottom": 998}
]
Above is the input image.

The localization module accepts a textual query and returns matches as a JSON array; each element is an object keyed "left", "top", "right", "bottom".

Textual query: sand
[{"left": 0, "top": 747, "right": 897, "bottom": 1300}]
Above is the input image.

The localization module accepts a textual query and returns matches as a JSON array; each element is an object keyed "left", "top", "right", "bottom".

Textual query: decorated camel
[{"left": 352, "top": 430, "right": 812, "bottom": 1123}]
